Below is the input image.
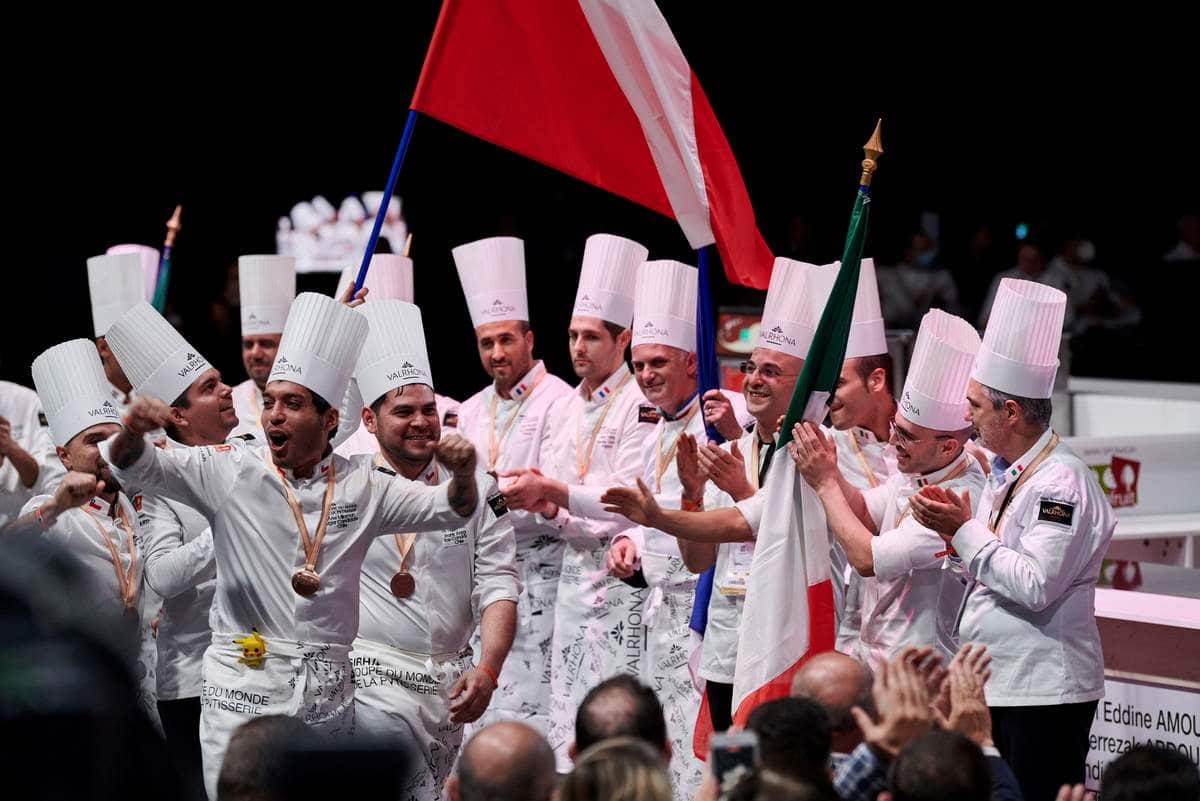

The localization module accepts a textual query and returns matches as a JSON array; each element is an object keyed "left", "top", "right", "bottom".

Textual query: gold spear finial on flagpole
[
  {"left": 860, "top": 119, "right": 884, "bottom": 187},
  {"left": 164, "top": 205, "right": 183, "bottom": 248}
]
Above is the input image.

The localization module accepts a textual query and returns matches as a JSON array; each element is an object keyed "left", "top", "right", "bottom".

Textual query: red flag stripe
[{"left": 732, "top": 579, "right": 836, "bottom": 726}]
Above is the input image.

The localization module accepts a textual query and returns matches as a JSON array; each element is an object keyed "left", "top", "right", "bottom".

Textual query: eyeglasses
[
  {"left": 739, "top": 361, "right": 799, "bottom": 380},
  {"left": 889, "top": 421, "right": 953, "bottom": 449}
]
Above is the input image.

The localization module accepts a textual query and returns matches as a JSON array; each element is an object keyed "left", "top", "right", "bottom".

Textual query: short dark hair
[
  {"left": 309, "top": 389, "right": 339, "bottom": 445},
  {"left": 853, "top": 352, "right": 894, "bottom": 389},
  {"left": 163, "top": 386, "right": 192, "bottom": 442},
  {"left": 217, "top": 715, "right": 312, "bottom": 801},
  {"left": 982, "top": 384, "right": 1053, "bottom": 430},
  {"left": 368, "top": 383, "right": 421, "bottom": 417},
  {"left": 887, "top": 731, "right": 990, "bottom": 801},
  {"left": 575, "top": 674, "right": 667, "bottom": 755},
  {"left": 1102, "top": 744, "right": 1200, "bottom": 801},
  {"left": 603, "top": 321, "right": 626, "bottom": 341},
  {"left": 745, "top": 698, "right": 834, "bottom": 789}
]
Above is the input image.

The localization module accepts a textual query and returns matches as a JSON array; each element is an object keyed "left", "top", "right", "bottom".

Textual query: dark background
[{"left": 6, "top": 6, "right": 1196, "bottom": 400}]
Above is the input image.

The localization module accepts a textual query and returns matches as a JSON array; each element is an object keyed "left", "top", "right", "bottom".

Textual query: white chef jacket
[
  {"left": 455, "top": 360, "right": 571, "bottom": 728},
  {"left": 356, "top": 461, "right": 519, "bottom": 655},
  {"left": 699, "top": 426, "right": 773, "bottom": 684},
  {"left": 851, "top": 450, "right": 985, "bottom": 669},
  {"left": 19, "top": 492, "right": 145, "bottom": 640},
  {"left": 610, "top": 389, "right": 750, "bottom": 801},
  {"left": 99, "top": 436, "right": 473, "bottom": 646},
  {"left": 0, "top": 381, "right": 65, "bottom": 527},
  {"left": 352, "top": 461, "right": 519, "bottom": 801},
  {"left": 535, "top": 364, "right": 655, "bottom": 769},
  {"left": 951, "top": 428, "right": 1116, "bottom": 706},
  {"left": 829, "top": 425, "right": 898, "bottom": 652},
  {"left": 137, "top": 488, "right": 216, "bottom": 700}
]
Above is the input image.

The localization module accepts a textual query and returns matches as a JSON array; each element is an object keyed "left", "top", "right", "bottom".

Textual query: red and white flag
[
  {"left": 732, "top": 461, "right": 837, "bottom": 724},
  {"left": 411, "top": 0, "right": 772, "bottom": 289}
]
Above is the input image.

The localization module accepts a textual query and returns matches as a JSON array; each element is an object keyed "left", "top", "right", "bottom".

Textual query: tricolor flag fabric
[
  {"left": 731, "top": 185, "right": 874, "bottom": 725},
  {"left": 411, "top": 0, "right": 772, "bottom": 289}
]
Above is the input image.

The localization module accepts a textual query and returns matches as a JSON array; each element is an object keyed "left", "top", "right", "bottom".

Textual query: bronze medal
[
  {"left": 291, "top": 567, "right": 321, "bottom": 596},
  {"left": 265, "top": 451, "right": 337, "bottom": 600},
  {"left": 390, "top": 571, "right": 416, "bottom": 598}
]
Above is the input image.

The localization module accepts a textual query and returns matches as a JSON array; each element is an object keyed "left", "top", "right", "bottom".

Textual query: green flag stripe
[{"left": 779, "top": 188, "right": 872, "bottom": 436}]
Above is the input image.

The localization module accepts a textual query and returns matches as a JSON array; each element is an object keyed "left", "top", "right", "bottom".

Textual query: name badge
[{"left": 717, "top": 542, "right": 755, "bottom": 596}]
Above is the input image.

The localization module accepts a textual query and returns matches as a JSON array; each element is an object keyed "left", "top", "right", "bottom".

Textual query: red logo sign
[{"left": 1090, "top": 456, "right": 1141, "bottom": 509}]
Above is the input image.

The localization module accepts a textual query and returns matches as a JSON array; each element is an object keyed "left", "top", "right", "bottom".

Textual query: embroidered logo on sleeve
[
  {"left": 638, "top": 405, "right": 661, "bottom": 424},
  {"left": 487, "top": 491, "right": 508, "bottom": 517},
  {"left": 443, "top": 410, "right": 459, "bottom": 428},
  {"left": 375, "top": 465, "right": 397, "bottom": 477},
  {"left": 1037, "top": 499, "right": 1075, "bottom": 526},
  {"left": 38, "top": 411, "right": 49, "bottom": 427}
]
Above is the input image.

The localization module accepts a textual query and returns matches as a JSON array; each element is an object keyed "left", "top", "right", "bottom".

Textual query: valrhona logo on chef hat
[
  {"left": 32, "top": 339, "right": 124, "bottom": 446},
  {"left": 452, "top": 236, "right": 528, "bottom": 328},
  {"left": 269, "top": 292, "right": 369, "bottom": 405},
  {"left": 239, "top": 255, "right": 296, "bottom": 336},
  {"left": 757, "top": 257, "right": 822, "bottom": 360},
  {"left": 572, "top": 233, "right": 647, "bottom": 328},
  {"left": 632, "top": 260, "right": 698, "bottom": 352},
  {"left": 898, "top": 309, "right": 981, "bottom": 432},
  {"left": 355, "top": 299, "right": 433, "bottom": 406},
  {"left": 106, "top": 302, "right": 212, "bottom": 404}
]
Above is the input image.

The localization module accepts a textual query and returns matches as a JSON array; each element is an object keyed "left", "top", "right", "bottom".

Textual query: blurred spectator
[
  {"left": 790, "top": 651, "right": 875, "bottom": 767},
  {"left": 1164, "top": 212, "right": 1200, "bottom": 262},
  {"left": 878, "top": 232, "right": 961, "bottom": 329},
  {"left": 1101, "top": 744, "right": 1200, "bottom": 801},
  {"left": 978, "top": 241, "right": 1069, "bottom": 326},
  {"left": 559, "top": 737, "right": 672, "bottom": 801},
  {"left": 447, "top": 721, "right": 556, "bottom": 801}
]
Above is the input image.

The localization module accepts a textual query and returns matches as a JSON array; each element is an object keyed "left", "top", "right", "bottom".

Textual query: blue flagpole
[
  {"left": 352, "top": 109, "right": 421, "bottom": 295},
  {"left": 691, "top": 243, "right": 721, "bottom": 637},
  {"left": 695, "top": 245, "right": 722, "bottom": 443}
]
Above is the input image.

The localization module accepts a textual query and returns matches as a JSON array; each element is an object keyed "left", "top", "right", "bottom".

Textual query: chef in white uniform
[
  {"left": 333, "top": 254, "right": 461, "bottom": 455},
  {"left": 604, "top": 259, "right": 749, "bottom": 801},
  {"left": 231, "top": 255, "right": 295, "bottom": 440},
  {"left": 497, "top": 234, "right": 657, "bottom": 771},
  {"left": 106, "top": 301, "right": 243, "bottom": 800},
  {"left": 0, "top": 373, "right": 65, "bottom": 528},
  {"left": 681, "top": 257, "right": 818, "bottom": 734},
  {"left": 791, "top": 309, "right": 986, "bottom": 669},
  {"left": 350, "top": 299, "right": 519, "bottom": 801},
  {"left": 99, "top": 292, "right": 483, "bottom": 799},
  {"left": 13, "top": 341, "right": 141, "bottom": 656},
  {"left": 451, "top": 237, "right": 571, "bottom": 734},
  {"left": 807, "top": 259, "right": 900, "bottom": 647},
  {"left": 88, "top": 251, "right": 165, "bottom": 731},
  {"left": 911, "top": 278, "right": 1116, "bottom": 801}
]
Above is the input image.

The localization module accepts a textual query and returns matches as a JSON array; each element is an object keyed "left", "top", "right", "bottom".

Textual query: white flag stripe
[{"left": 579, "top": 0, "right": 714, "bottom": 249}]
